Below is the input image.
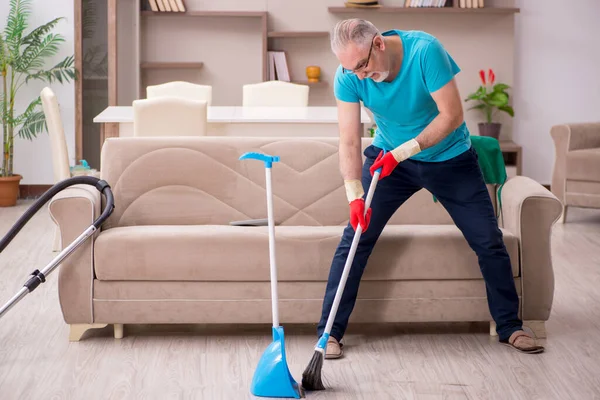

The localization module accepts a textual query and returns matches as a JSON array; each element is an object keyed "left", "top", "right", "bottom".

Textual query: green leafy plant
[
  {"left": 465, "top": 69, "right": 514, "bottom": 124},
  {"left": 1, "top": 0, "right": 76, "bottom": 177}
]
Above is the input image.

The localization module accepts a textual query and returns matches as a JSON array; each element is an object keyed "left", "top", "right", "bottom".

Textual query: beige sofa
[
  {"left": 48, "top": 136, "right": 562, "bottom": 341},
  {"left": 551, "top": 122, "right": 600, "bottom": 222}
]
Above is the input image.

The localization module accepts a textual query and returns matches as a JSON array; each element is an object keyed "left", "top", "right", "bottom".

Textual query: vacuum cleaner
[{"left": 0, "top": 176, "right": 114, "bottom": 320}]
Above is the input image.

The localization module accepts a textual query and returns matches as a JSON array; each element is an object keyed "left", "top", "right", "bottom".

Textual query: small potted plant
[
  {"left": 0, "top": 0, "right": 76, "bottom": 206},
  {"left": 465, "top": 69, "right": 514, "bottom": 140}
]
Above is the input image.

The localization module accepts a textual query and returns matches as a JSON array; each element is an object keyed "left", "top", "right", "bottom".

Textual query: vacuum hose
[
  {"left": 0, "top": 176, "right": 114, "bottom": 319},
  {"left": 0, "top": 176, "right": 114, "bottom": 254}
]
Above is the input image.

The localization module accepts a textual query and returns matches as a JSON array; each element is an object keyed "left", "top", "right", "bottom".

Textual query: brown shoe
[
  {"left": 501, "top": 330, "right": 545, "bottom": 354},
  {"left": 325, "top": 336, "right": 344, "bottom": 359}
]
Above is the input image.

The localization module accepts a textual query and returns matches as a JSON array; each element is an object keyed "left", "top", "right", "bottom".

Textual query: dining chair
[
  {"left": 40, "top": 87, "right": 74, "bottom": 251},
  {"left": 132, "top": 97, "right": 208, "bottom": 137},
  {"left": 146, "top": 81, "right": 213, "bottom": 106},
  {"left": 242, "top": 81, "right": 309, "bottom": 107}
]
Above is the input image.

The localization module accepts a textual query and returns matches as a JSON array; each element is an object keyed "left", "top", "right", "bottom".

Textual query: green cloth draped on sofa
[{"left": 433, "top": 135, "right": 507, "bottom": 217}]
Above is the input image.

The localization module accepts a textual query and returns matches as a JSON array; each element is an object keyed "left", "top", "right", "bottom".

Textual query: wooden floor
[{"left": 1, "top": 201, "right": 600, "bottom": 399}]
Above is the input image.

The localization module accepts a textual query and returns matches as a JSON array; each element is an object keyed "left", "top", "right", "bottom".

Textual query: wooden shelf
[
  {"left": 328, "top": 6, "right": 519, "bottom": 14},
  {"left": 141, "top": 11, "right": 267, "bottom": 17},
  {"left": 141, "top": 62, "right": 204, "bottom": 69},
  {"left": 293, "top": 81, "right": 328, "bottom": 87},
  {"left": 268, "top": 31, "right": 329, "bottom": 38}
]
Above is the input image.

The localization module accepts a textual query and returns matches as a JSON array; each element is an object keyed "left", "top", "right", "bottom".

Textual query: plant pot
[
  {"left": 478, "top": 122, "right": 501, "bottom": 140},
  {"left": 0, "top": 175, "right": 22, "bottom": 207}
]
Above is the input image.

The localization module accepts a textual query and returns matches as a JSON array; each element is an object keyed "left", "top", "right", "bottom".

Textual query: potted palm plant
[
  {"left": 0, "top": 0, "right": 76, "bottom": 206},
  {"left": 465, "top": 69, "right": 514, "bottom": 140}
]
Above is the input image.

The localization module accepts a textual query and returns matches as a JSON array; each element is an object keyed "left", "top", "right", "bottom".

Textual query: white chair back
[
  {"left": 40, "top": 87, "right": 70, "bottom": 182},
  {"left": 132, "top": 97, "right": 208, "bottom": 137},
  {"left": 242, "top": 81, "right": 309, "bottom": 107},
  {"left": 147, "top": 81, "right": 213, "bottom": 106}
]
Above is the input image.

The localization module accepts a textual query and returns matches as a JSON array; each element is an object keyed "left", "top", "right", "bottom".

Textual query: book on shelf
[
  {"left": 268, "top": 51, "right": 291, "bottom": 82},
  {"left": 404, "top": 0, "right": 449, "bottom": 7},
  {"left": 403, "top": 0, "right": 485, "bottom": 6},
  {"left": 458, "top": 0, "right": 485, "bottom": 8},
  {"left": 145, "top": 0, "right": 186, "bottom": 12}
]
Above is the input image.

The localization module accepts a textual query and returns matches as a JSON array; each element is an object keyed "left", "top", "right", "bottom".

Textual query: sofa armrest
[
  {"left": 48, "top": 185, "right": 101, "bottom": 324},
  {"left": 551, "top": 123, "right": 600, "bottom": 202},
  {"left": 500, "top": 176, "right": 562, "bottom": 321}
]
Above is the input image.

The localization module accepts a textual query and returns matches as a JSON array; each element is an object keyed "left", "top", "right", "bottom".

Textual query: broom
[{"left": 302, "top": 162, "right": 383, "bottom": 391}]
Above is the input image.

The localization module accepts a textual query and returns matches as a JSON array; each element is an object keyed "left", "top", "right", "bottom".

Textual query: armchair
[{"left": 550, "top": 122, "right": 600, "bottom": 222}]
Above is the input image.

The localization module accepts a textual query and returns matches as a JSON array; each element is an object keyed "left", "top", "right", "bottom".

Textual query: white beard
[{"left": 368, "top": 70, "right": 389, "bottom": 83}]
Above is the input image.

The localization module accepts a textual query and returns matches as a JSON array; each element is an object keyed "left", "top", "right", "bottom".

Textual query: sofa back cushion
[{"left": 100, "top": 136, "right": 496, "bottom": 229}]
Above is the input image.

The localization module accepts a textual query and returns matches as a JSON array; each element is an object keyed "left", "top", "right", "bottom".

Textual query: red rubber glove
[
  {"left": 370, "top": 139, "right": 422, "bottom": 179},
  {"left": 369, "top": 150, "right": 398, "bottom": 179},
  {"left": 349, "top": 198, "right": 371, "bottom": 232}
]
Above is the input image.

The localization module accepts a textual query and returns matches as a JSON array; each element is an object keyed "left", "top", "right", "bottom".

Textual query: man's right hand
[
  {"left": 349, "top": 198, "right": 371, "bottom": 232},
  {"left": 345, "top": 179, "right": 371, "bottom": 232},
  {"left": 337, "top": 98, "right": 370, "bottom": 232}
]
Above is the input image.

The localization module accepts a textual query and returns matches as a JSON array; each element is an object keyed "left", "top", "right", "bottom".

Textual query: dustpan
[
  {"left": 251, "top": 326, "right": 302, "bottom": 398},
  {"left": 239, "top": 152, "right": 303, "bottom": 399}
]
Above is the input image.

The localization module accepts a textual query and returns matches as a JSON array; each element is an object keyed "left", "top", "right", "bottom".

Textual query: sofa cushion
[
  {"left": 567, "top": 148, "right": 600, "bottom": 182},
  {"left": 94, "top": 225, "right": 519, "bottom": 281}
]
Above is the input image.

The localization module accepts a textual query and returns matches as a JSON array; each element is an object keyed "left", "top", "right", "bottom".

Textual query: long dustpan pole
[{"left": 265, "top": 165, "right": 279, "bottom": 330}]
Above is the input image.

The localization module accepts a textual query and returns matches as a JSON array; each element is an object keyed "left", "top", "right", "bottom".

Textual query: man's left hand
[
  {"left": 369, "top": 150, "right": 398, "bottom": 179},
  {"left": 370, "top": 139, "right": 421, "bottom": 179}
]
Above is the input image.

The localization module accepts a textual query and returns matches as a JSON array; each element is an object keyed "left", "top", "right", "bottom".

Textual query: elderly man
[{"left": 317, "top": 18, "right": 543, "bottom": 358}]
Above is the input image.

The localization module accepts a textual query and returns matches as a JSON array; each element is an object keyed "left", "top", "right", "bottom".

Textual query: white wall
[
  {"left": 0, "top": 0, "right": 75, "bottom": 185},
  {"left": 514, "top": 0, "right": 600, "bottom": 185}
]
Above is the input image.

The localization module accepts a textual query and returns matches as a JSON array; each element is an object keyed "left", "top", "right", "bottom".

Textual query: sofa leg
[
  {"left": 524, "top": 320, "right": 547, "bottom": 339},
  {"left": 69, "top": 323, "right": 108, "bottom": 342},
  {"left": 114, "top": 324, "right": 124, "bottom": 339},
  {"left": 490, "top": 321, "right": 498, "bottom": 336},
  {"left": 561, "top": 206, "right": 568, "bottom": 223}
]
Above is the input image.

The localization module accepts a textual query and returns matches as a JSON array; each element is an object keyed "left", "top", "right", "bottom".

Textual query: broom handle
[
  {"left": 323, "top": 169, "right": 381, "bottom": 337},
  {"left": 266, "top": 166, "right": 279, "bottom": 328}
]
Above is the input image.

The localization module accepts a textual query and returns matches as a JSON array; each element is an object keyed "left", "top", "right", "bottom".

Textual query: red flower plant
[
  {"left": 479, "top": 69, "right": 496, "bottom": 86},
  {"left": 466, "top": 68, "right": 513, "bottom": 124}
]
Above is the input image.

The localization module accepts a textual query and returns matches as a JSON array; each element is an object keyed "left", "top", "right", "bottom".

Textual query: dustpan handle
[
  {"left": 239, "top": 152, "right": 280, "bottom": 329},
  {"left": 265, "top": 166, "right": 279, "bottom": 328}
]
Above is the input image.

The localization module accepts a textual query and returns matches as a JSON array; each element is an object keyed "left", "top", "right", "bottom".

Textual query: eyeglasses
[{"left": 342, "top": 34, "right": 377, "bottom": 75}]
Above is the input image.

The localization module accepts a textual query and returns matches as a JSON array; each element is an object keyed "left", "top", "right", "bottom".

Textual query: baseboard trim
[{"left": 20, "top": 185, "right": 53, "bottom": 199}]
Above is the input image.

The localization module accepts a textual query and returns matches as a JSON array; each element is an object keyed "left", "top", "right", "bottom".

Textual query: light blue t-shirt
[{"left": 334, "top": 29, "right": 471, "bottom": 162}]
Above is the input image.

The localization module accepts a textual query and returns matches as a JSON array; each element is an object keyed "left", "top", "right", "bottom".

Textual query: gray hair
[{"left": 331, "top": 19, "right": 379, "bottom": 54}]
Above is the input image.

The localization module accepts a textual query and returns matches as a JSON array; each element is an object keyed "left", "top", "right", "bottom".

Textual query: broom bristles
[{"left": 301, "top": 350, "right": 325, "bottom": 391}]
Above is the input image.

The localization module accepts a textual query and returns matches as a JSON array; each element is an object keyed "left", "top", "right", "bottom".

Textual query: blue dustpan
[
  {"left": 251, "top": 326, "right": 302, "bottom": 398},
  {"left": 240, "top": 152, "right": 303, "bottom": 399}
]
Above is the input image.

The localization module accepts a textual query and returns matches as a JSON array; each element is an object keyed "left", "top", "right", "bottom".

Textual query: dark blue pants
[{"left": 317, "top": 145, "right": 522, "bottom": 342}]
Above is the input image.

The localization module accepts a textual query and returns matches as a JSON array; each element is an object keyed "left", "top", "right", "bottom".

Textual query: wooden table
[{"left": 93, "top": 106, "right": 372, "bottom": 143}]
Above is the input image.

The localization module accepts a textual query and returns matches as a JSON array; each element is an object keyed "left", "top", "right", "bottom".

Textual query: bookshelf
[
  {"left": 140, "top": 62, "right": 204, "bottom": 69},
  {"left": 109, "top": 1, "right": 520, "bottom": 107},
  {"left": 328, "top": 6, "right": 519, "bottom": 14},
  {"left": 141, "top": 10, "right": 267, "bottom": 17},
  {"left": 268, "top": 31, "right": 330, "bottom": 38},
  {"left": 136, "top": 7, "right": 269, "bottom": 100},
  {"left": 267, "top": 29, "right": 330, "bottom": 89},
  {"left": 292, "top": 81, "right": 328, "bottom": 87}
]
